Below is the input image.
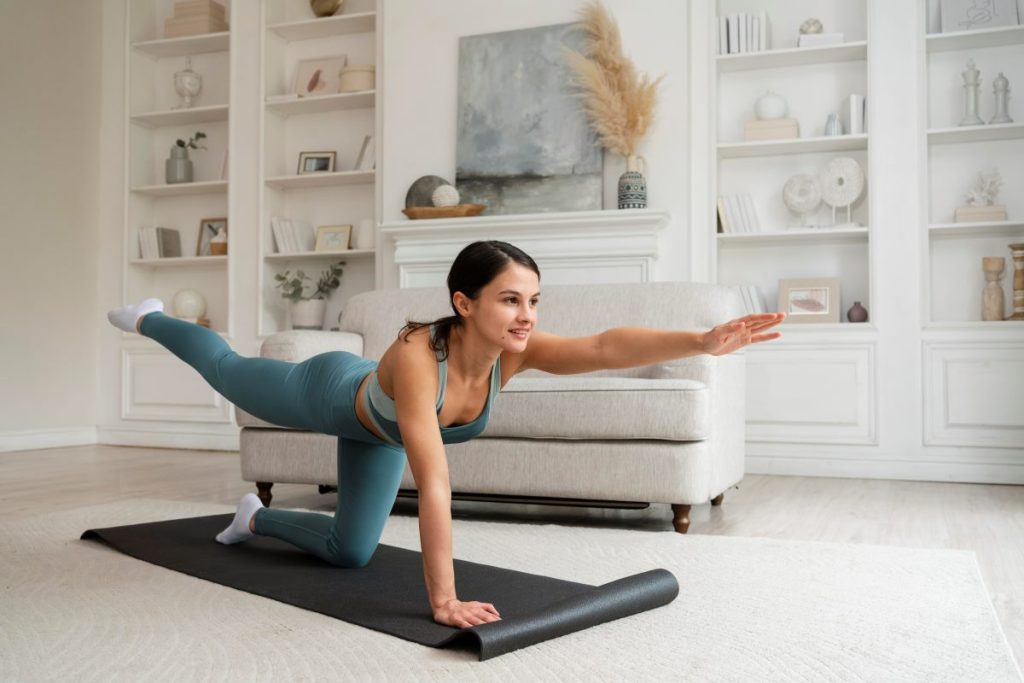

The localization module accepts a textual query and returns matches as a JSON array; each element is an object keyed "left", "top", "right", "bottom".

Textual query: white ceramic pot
[
  {"left": 755, "top": 91, "right": 788, "bottom": 120},
  {"left": 291, "top": 299, "right": 327, "bottom": 329},
  {"left": 339, "top": 65, "right": 375, "bottom": 93}
]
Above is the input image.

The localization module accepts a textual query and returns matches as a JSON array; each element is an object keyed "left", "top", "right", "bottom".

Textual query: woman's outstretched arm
[{"left": 520, "top": 312, "right": 786, "bottom": 374}]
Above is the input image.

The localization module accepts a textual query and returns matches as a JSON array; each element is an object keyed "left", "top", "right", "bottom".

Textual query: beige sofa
[{"left": 236, "top": 281, "right": 747, "bottom": 533}]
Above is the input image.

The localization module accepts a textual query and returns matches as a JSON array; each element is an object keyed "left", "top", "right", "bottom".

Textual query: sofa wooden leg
[
  {"left": 711, "top": 492, "right": 724, "bottom": 506},
  {"left": 671, "top": 504, "right": 691, "bottom": 534},
  {"left": 256, "top": 482, "right": 273, "bottom": 507}
]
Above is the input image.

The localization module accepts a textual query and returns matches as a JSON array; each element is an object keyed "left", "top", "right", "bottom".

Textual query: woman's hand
[
  {"left": 433, "top": 598, "right": 502, "bottom": 629},
  {"left": 702, "top": 312, "right": 786, "bottom": 356}
]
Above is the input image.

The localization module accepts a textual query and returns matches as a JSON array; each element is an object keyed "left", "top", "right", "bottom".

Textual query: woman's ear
[{"left": 452, "top": 292, "right": 472, "bottom": 318}]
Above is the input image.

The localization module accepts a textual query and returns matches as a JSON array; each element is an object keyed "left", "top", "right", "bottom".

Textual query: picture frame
[
  {"left": 292, "top": 54, "right": 348, "bottom": 97},
  {"left": 196, "top": 217, "right": 227, "bottom": 257},
  {"left": 940, "top": 0, "right": 1019, "bottom": 32},
  {"left": 297, "top": 151, "right": 336, "bottom": 175},
  {"left": 314, "top": 224, "right": 353, "bottom": 252},
  {"left": 777, "top": 278, "right": 840, "bottom": 323}
]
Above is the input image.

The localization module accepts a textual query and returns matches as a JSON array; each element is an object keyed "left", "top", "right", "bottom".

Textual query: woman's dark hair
[{"left": 399, "top": 240, "right": 540, "bottom": 360}]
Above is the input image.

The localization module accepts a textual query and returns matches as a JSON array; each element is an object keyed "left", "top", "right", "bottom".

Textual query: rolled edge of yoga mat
[{"left": 441, "top": 568, "right": 680, "bottom": 661}]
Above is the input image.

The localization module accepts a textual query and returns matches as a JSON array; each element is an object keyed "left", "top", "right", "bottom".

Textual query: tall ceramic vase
[{"left": 618, "top": 154, "right": 647, "bottom": 209}]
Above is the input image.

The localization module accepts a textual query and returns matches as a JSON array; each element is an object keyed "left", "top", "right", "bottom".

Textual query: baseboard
[
  {"left": 98, "top": 426, "right": 240, "bottom": 451},
  {"left": 747, "top": 453, "right": 1024, "bottom": 485},
  {"left": 0, "top": 427, "right": 99, "bottom": 453}
]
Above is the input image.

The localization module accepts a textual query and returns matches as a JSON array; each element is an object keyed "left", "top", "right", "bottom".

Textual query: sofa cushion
[
  {"left": 238, "top": 376, "right": 708, "bottom": 441},
  {"left": 481, "top": 376, "right": 708, "bottom": 441}
]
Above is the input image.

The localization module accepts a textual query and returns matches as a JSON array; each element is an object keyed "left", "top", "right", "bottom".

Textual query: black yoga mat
[{"left": 81, "top": 514, "right": 678, "bottom": 660}]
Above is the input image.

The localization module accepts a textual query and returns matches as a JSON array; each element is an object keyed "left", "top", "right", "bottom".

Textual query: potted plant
[
  {"left": 166, "top": 131, "right": 207, "bottom": 184},
  {"left": 274, "top": 260, "right": 345, "bottom": 329}
]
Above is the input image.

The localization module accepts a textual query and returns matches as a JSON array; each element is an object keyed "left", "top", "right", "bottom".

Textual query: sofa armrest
[
  {"left": 649, "top": 352, "right": 747, "bottom": 499},
  {"left": 260, "top": 330, "right": 364, "bottom": 362}
]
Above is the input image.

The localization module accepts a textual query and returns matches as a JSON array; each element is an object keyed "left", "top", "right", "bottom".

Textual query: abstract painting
[{"left": 456, "top": 23, "right": 603, "bottom": 215}]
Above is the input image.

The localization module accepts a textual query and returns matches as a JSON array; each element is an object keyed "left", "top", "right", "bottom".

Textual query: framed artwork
[
  {"left": 315, "top": 224, "right": 353, "bottom": 251},
  {"left": 292, "top": 55, "right": 348, "bottom": 96},
  {"left": 777, "top": 278, "right": 840, "bottom": 323},
  {"left": 196, "top": 217, "right": 227, "bottom": 257},
  {"left": 940, "top": 0, "right": 1019, "bottom": 32},
  {"left": 297, "top": 151, "right": 336, "bottom": 174}
]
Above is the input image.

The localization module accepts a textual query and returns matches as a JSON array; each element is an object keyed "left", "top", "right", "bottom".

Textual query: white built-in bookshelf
[
  {"left": 259, "top": 0, "right": 380, "bottom": 336},
  {"left": 923, "top": 15, "right": 1024, "bottom": 328},
  {"left": 124, "top": 1, "right": 233, "bottom": 335},
  {"left": 119, "top": 0, "right": 381, "bottom": 339},
  {"left": 712, "top": 0, "right": 871, "bottom": 328}
]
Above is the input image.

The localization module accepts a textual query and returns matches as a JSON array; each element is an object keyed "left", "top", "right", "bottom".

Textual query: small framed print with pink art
[{"left": 777, "top": 278, "right": 840, "bottom": 323}]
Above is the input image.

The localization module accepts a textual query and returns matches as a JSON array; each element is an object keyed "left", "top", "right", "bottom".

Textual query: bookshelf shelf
[
  {"left": 265, "top": 171, "right": 375, "bottom": 190},
  {"left": 929, "top": 221, "right": 1024, "bottom": 237},
  {"left": 926, "top": 24, "right": 1024, "bottom": 53},
  {"left": 265, "top": 91, "right": 375, "bottom": 116},
  {"left": 717, "top": 134, "right": 868, "bottom": 159},
  {"left": 718, "top": 226, "right": 869, "bottom": 244},
  {"left": 717, "top": 41, "right": 867, "bottom": 73},
  {"left": 131, "top": 31, "right": 230, "bottom": 58},
  {"left": 130, "top": 180, "right": 228, "bottom": 197},
  {"left": 129, "top": 256, "right": 228, "bottom": 267},
  {"left": 266, "top": 11, "right": 376, "bottom": 41},
  {"left": 130, "top": 104, "right": 229, "bottom": 128},
  {"left": 264, "top": 249, "right": 375, "bottom": 261},
  {"left": 927, "top": 123, "right": 1024, "bottom": 145}
]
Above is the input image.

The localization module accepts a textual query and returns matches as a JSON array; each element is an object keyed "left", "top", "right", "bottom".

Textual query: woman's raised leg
[
  {"left": 252, "top": 438, "right": 406, "bottom": 567},
  {"left": 135, "top": 310, "right": 332, "bottom": 433}
]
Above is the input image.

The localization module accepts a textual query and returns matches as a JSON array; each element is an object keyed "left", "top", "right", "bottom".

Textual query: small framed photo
[
  {"left": 940, "top": 0, "right": 1019, "bottom": 33},
  {"left": 292, "top": 55, "right": 348, "bottom": 97},
  {"left": 315, "top": 224, "right": 353, "bottom": 251},
  {"left": 777, "top": 278, "right": 840, "bottom": 323},
  {"left": 297, "top": 151, "right": 336, "bottom": 174},
  {"left": 196, "top": 217, "right": 227, "bottom": 257}
]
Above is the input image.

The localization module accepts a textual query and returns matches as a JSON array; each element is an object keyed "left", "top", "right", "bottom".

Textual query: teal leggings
[{"left": 139, "top": 311, "right": 406, "bottom": 568}]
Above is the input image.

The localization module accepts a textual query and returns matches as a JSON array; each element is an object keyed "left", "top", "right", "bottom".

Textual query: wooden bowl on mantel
[{"left": 402, "top": 204, "right": 487, "bottom": 220}]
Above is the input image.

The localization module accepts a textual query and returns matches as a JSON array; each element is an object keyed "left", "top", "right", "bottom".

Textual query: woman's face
[{"left": 457, "top": 262, "right": 540, "bottom": 354}]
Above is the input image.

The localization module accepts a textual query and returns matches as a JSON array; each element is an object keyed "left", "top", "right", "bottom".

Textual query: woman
[{"left": 107, "top": 240, "right": 785, "bottom": 629}]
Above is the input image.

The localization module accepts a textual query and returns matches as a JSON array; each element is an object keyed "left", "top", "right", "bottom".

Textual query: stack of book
[
  {"left": 138, "top": 227, "right": 182, "bottom": 259},
  {"left": 798, "top": 32, "right": 844, "bottom": 48},
  {"left": 954, "top": 204, "right": 1008, "bottom": 222},
  {"left": 717, "top": 12, "right": 769, "bottom": 55},
  {"left": 164, "top": 0, "right": 228, "bottom": 39},
  {"left": 270, "top": 217, "right": 316, "bottom": 254},
  {"left": 717, "top": 194, "right": 763, "bottom": 234},
  {"left": 735, "top": 285, "right": 769, "bottom": 314},
  {"left": 744, "top": 118, "right": 800, "bottom": 141}
]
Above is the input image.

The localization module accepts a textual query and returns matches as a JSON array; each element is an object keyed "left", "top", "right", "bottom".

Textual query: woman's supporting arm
[{"left": 392, "top": 336, "right": 501, "bottom": 628}]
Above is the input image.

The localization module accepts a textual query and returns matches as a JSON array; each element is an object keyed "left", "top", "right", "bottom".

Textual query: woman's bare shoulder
[{"left": 378, "top": 326, "right": 436, "bottom": 389}]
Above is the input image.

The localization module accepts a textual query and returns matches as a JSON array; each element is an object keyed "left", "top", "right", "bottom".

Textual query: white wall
[
  {"left": 381, "top": 0, "right": 691, "bottom": 280},
  {"left": 0, "top": 1, "right": 103, "bottom": 446}
]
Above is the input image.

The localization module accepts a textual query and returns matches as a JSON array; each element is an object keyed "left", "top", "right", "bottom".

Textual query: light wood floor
[{"left": 4, "top": 444, "right": 1023, "bottom": 665}]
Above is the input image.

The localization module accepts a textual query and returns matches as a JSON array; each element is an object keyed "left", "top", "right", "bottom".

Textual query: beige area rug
[{"left": 1, "top": 499, "right": 1020, "bottom": 683}]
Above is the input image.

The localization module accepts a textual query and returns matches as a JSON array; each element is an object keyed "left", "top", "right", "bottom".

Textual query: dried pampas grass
[{"left": 563, "top": 0, "right": 664, "bottom": 158}]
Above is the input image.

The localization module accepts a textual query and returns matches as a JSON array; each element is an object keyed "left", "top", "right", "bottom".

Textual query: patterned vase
[{"left": 618, "top": 154, "right": 647, "bottom": 209}]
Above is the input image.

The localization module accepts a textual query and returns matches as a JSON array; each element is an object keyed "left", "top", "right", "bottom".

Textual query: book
[
  {"left": 839, "top": 94, "right": 865, "bottom": 135},
  {"left": 355, "top": 135, "right": 375, "bottom": 171},
  {"left": 744, "top": 118, "right": 800, "bottom": 141},
  {"left": 759, "top": 11, "right": 769, "bottom": 51},
  {"left": 270, "top": 216, "right": 289, "bottom": 253},
  {"left": 155, "top": 227, "right": 182, "bottom": 257},
  {"left": 725, "top": 195, "right": 746, "bottom": 233},
  {"left": 164, "top": 15, "right": 228, "bottom": 38},
  {"left": 954, "top": 205, "right": 1008, "bottom": 222},
  {"left": 727, "top": 13, "right": 739, "bottom": 54},
  {"left": 717, "top": 197, "right": 731, "bottom": 233},
  {"left": 740, "top": 194, "right": 761, "bottom": 232},
  {"left": 718, "top": 15, "right": 728, "bottom": 55},
  {"left": 797, "top": 32, "right": 844, "bottom": 48},
  {"left": 173, "top": 0, "right": 226, "bottom": 18}
]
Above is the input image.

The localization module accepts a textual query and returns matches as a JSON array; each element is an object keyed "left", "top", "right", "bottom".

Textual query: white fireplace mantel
[{"left": 377, "top": 208, "right": 670, "bottom": 288}]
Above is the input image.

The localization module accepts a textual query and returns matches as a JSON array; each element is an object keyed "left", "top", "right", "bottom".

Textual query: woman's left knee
[{"left": 325, "top": 541, "right": 376, "bottom": 568}]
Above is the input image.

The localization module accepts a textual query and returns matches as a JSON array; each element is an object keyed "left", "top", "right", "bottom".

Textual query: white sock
[
  {"left": 107, "top": 298, "right": 164, "bottom": 333},
  {"left": 215, "top": 493, "right": 264, "bottom": 545}
]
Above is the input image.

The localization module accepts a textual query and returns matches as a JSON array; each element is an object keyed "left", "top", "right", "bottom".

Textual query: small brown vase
[{"left": 847, "top": 301, "right": 868, "bottom": 323}]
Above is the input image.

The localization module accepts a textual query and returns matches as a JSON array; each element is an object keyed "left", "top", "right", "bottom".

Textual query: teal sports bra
[{"left": 361, "top": 325, "right": 501, "bottom": 447}]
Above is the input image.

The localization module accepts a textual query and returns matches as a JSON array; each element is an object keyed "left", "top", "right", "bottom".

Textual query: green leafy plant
[
  {"left": 176, "top": 131, "right": 207, "bottom": 150},
  {"left": 274, "top": 261, "right": 345, "bottom": 303}
]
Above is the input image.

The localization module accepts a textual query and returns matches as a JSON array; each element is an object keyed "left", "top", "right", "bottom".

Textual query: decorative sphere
[
  {"left": 800, "top": 18, "right": 823, "bottom": 34},
  {"left": 431, "top": 184, "right": 460, "bottom": 207},
  {"left": 172, "top": 288, "right": 207, "bottom": 318},
  {"left": 755, "top": 91, "right": 788, "bottom": 120}
]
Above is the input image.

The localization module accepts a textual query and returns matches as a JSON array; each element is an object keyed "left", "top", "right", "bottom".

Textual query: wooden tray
[{"left": 402, "top": 204, "right": 487, "bottom": 220}]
